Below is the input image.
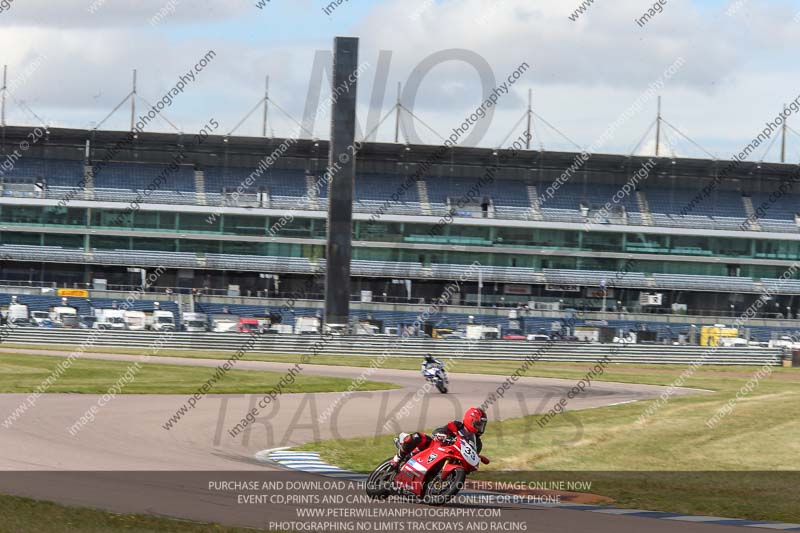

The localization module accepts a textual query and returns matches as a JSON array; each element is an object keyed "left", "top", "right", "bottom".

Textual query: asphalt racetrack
[{"left": 0, "top": 350, "right": 750, "bottom": 532}]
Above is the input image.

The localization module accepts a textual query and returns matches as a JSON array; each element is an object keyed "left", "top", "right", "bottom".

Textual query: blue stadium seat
[
  {"left": 0, "top": 158, "right": 83, "bottom": 187},
  {"left": 93, "top": 162, "right": 196, "bottom": 192},
  {"left": 426, "top": 176, "right": 529, "bottom": 208}
]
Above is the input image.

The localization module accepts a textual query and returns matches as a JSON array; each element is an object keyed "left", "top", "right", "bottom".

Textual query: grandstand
[{"left": 1, "top": 125, "right": 800, "bottom": 326}]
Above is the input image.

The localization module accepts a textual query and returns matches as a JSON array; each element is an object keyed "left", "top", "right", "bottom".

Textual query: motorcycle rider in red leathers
[{"left": 390, "top": 407, "right": 489, "bottom": 469}]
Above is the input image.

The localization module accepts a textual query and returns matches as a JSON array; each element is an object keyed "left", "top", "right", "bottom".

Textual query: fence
[{"left": 2, "top": 328, "right": 784, "bottom": 366}]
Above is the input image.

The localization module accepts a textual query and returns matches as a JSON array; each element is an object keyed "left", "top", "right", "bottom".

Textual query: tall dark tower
[{"left": 324, "top": 37, "right": 359, "bottom": 328}]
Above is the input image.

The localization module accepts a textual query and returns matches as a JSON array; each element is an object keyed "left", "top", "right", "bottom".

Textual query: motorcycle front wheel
[
  {"left": 423, "top": 468, "right": 466, "bottom": 506},
  {"left": 366, "top": 459, "right": 397, "bottom": 500},
  {"left": 435, "top": 380, "right": 448, "bottom": 394}
]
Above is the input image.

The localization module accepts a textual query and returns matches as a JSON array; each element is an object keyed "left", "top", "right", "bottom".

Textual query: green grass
[
  {"left": 0, "top": 353, "right": 397, "bottom": 395},
  {"left": 2, "top": 342, "right": 427, "bottom": 368},
  {"left": 295, "top": 364, "right": 800, "bottom": 523},
  {"left": 2, "top": 341, "right": 784, "bottom": 382},
  {"left": 0, "top": 493, "right": 271, "bottom": 532}
]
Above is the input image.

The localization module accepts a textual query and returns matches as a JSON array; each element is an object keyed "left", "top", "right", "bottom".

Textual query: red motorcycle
[{"left": 366, "top": 431, "right": 490, "bottom": 506}]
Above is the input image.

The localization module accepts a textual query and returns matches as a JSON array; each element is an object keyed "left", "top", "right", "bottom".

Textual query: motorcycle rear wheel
[
  {"left": 423, "top": 468, "right": 466, "bottom": 506},
  {"left": 366, "top": 459, "right": 396, "bottom": 500}
]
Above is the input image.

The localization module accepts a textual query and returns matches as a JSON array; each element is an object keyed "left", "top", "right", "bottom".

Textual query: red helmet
[{"left": 463, "top": 407, "right": 487, "bottom": 434}]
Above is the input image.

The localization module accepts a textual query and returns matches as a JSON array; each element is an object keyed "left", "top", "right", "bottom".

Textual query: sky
[{"left": 1, "top": 0, "right": 799, "bottom": 162}]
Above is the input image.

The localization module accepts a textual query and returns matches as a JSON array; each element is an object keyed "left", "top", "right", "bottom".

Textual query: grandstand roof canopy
[{"left": 2, "top": 125, "right": 798, "bottom": 185}]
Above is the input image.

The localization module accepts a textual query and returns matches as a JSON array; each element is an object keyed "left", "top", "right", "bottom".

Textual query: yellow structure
[
  {"left": 432, "top": 328, "right": 454, "bottom": 339},
  {"left": 700, "top": 326, "right": 739, "bottom": 346},
  {"left": 58, "top": 288, "right": 89, "bottom": 298}
]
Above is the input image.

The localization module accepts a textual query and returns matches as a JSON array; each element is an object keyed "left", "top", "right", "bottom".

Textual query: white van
[{"left": 123, "top": 310, "right": 147, "bottom": 331}]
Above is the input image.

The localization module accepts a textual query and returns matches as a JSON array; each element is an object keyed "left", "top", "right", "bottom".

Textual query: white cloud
[
  {"left": 0, "top": 0, "right": 249, "bottom": 27},
  {"left": 0, "top": 0, "right": 798, "bottom": 159}
]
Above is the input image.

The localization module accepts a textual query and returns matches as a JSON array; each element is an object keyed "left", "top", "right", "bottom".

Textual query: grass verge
[
  {"left": 0, "top": 352, "right": 397, "bottom": 395},
  {"left": 1, "top": 341, "right": 790, "bottom": 384},
  {"left": 0, "top": 493, "right": 270, "bottom": 532}
]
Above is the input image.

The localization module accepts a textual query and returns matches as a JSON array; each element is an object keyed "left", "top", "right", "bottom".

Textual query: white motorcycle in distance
[{"left": 421, "top": 355, "right": 449, "bottom": 394}]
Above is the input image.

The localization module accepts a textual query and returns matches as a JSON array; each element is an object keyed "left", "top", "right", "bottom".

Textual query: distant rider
[
  {"left": 390, "top": 407, "right": 488, "bottom": 469},
  {"left": 421, "top": 353, "right": 443, "bottom": 377}
]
